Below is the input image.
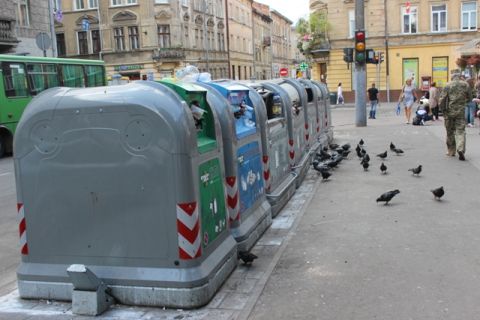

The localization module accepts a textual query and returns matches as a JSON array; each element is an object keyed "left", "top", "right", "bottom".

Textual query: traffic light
[
  {"left": 343, "top": 48, "right": 353, "bottom": 63},
  {"left": 354, "top": 30, "right": 366, "bottom": 65},
  {"left": 379, "top": 52, "right": 385, "bottom": 63},
  {"left": 366, "top": 49, "right": 379, "bottom": 64}
]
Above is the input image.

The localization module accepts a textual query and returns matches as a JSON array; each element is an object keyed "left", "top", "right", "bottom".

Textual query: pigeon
[
  {"left": 355, "top": 144, "right": 361, "bottom": 153},
  {"left": 390, "top": 142, "right": 396, "bottom": 151},
  {"left": 341, "top": 149, "right": 351, "bottom": 158},
  {"left": 431, "top": 186, "right": 444, "bottom": 200},
  {"left": 376, "top": 151, "right": 388, "bottom": 159},
  {"left": 356, "top": 148, "right": 363, "bottom": 158},
  {"left": 316, "top": 149, "right": 331, "bottom": 161},
  {"left": 380, "top": 162, "right": 387, "bottom": 174},
  {"left": 322, "top": 146, "right": 329, "bottom": 152},
  {"left": 329, "top": 143, "right": 339, "bottom": 150},
  {"left": 408, "top": 165, "right": 422, "bottom": 176},
  {"left": 342, "top": 143, "right": 351, "bottom": 151},
  {"left": 320, "top": 170, "right": 332, "bottom": 180},
  {"left": 238, "top": 251, "right": 258, "bottom": 265},
  {"left": 362, "top": 153, "right": 370, "bottom": 163},
  {"left": 360, "top": 149, "right": 367, "bottom": 157},
  {"left": 362, "top": 161, "right": 370, "bottom": 171},
  {"left": 359, "top": 139, "right": 364, "bottom": 146},
  {"left": 376, "top": 189, "right": 400, "bottom": 205},
  {"left": 393, "top": 148, "right": 404, "bottom": 155}
]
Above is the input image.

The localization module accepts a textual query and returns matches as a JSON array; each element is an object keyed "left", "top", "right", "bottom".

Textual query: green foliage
[{"left": 295, "top": 11, "right": 329, "bottom": 54}]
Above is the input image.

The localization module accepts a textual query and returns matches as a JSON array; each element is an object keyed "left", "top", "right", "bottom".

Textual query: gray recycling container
[
  {"left": 243, "top": 81, "right": 297, "bottom": 217},
  {"left": 313, "top": 81, "right": 334, "bottom": 143},
  {"left": 265, "top": 79, "right": 311, "bottom": 188},
  {"left": 196, "top": 80, "right": 272, "bottom": 252},
  {"left": 14, "top": 81, "right": 237, "bottom": 308},
  {"left": 299, "top": 79, "right": 322, "bottom": 152}
]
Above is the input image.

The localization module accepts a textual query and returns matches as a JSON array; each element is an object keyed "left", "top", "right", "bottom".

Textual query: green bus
[{"left": 0, "top": 54, "right": 106, "bottom": 157}]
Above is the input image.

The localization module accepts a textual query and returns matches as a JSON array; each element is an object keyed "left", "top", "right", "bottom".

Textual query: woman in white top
[
  {"left": 399, "top": 78, "right": 418, "bottom": 124},
  {"left": 337, "top": 83, "right": 344, "bottom": 105}
]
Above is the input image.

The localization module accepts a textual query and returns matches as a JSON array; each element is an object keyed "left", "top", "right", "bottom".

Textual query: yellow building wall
[{"left": 388, "top": 43, "right": 462, "bottom": 90}]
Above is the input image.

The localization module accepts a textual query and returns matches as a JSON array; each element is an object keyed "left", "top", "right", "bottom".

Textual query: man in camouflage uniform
[{"left": 439, "top": 72, "right": 472, "bottom": 160}]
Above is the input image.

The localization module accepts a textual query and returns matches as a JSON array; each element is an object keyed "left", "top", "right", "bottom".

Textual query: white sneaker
[{"left": 467, "top": 123, "right": 474, "bottom": 128}]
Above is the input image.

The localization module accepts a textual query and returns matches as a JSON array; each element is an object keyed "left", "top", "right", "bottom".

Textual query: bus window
[
  {"left": 85, "top": 65, "right": 105, "bottom": 87},
  {"left": 2, "top": 62, "right": 28, "bottom": 98},
  {"left": 61, "top": 64, "right": 85, "bottom": 87},
  {"left": 26, "top": 63, "right": 60, "bottom": 95}
]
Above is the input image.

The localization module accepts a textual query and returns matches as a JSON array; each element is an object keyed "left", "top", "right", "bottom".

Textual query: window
[
  {"left": 114, "top": 27, "right": 125, "bottom": 51},
  {"left": 111, "top": 0, "right": 122, "bottom": 6},
  {"left": 155, "top": 0, "right": 169, "bottom": 3},
  {"left": 88, "top": 0, "right": 98, "bottom": 8},
  {"left": 462, "top": 2, "right": 477, "bottom": 31},
  {"left": 77, "top": 31, "right": 88, "bottom": 54},
  {"left": 61, "top": 65, "right": 85, "bottom": 87},
  {"left": 74, "top": 0, "right": 85, "bottom": 10},
  {"left": 18, "top": 0, "right": 30, "bottom": 26},
  {"left": 157, "top": 24, "right": 171, "bottom": 48},
  {"left": 53, "top": 0, "right": 62, "bottom": 11},
  {"left": 92, "top": 30, "right": 101, "bottom": 53},
  {"left": 2, "top": 63, "right": 28, "bottom": 98},
  {"left": 181, "top": 0, "right": 188, "bottom": 6},
  {"left": 402, "top": 6, "right": 417, "bottom": 33},
  {"left": 195, "top": 28, "right": 199, "bottom": 47},
  {"left": 56, "top": 33, "right": 66, "bottom": 57},
  {"left": 348, "top": 10, "right": 355, "bottom": 38},
  {"left": 26, "top": 64, "right": 60, "bottom": 95},
  {"left": 85, "top": 65, "right": 105, "bottom": 87},
  {"left": 127, "top": 0, "right": 137, "bottom": 4},
  {"left": 128, "top": 26, "right": 139, "bottom": 50},
  {"left": 431, "top": 4, "right": 447, "bottom": 32},
  {"left": 232, "top": 65, "right": 235, "bottom": 79}
]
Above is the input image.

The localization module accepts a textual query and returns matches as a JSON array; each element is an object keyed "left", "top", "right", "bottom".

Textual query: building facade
[
  {"left": 251, "top": 1, "right": 272, "bottom": 80},
  {"left": 56, "top": 0, "right": 228, "bottom": 80},
  {"left": 271, "top": 10, "right": 293, "bottom": 78},
  {"left": 309, "top": 0, "right": 480, "bottom": 102},
  {"left": 0, "top": 0, "right": 52, "bottom": 56},
  {"left": 227, "top": 0, "right": 253, "bottom": 80}
]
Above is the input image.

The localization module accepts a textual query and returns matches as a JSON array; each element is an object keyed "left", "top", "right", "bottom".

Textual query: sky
[{"left": 254, "top": 0, "right": 310, "bottom": 24}]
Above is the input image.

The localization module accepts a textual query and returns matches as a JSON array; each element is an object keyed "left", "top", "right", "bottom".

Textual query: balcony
[
  {"left": 302, "top": 37, "right": 330, "bottom": 58},
  {"left": 152, "top": 48, "right": 186, "bottom": 61},
  {"left": 0, "top": 18, "right": 18, "bottom": 51}
]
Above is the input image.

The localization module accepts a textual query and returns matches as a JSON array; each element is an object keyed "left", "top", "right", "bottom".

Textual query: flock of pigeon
[{"left": 312, "top": 139, "right": 445, "bottom": 205}]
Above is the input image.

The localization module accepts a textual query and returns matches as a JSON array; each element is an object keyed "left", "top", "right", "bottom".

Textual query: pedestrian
[
  {"left": 337, "top": 82, "right": 344, "bottom": 105},
  {"left": 439, "top": 72, "right": 472, "bottom": 161},
  {"left": 429, "top": 82, "right": 440, "bottom": 121},
  {"left": 398, "top": 78, "right": 418, "bottom": 124},
  {"left": 465, "top": 78, "right": 476, "bottom": 127},
  {"left": 367, "top": 82, "right": 379, "bottom": 119}
]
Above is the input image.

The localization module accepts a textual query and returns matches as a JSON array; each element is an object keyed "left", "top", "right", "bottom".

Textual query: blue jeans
[
  {"left": 465, "top": 102, "right": 476, "bottom": 125},
  {"left": 369, "top": 100, "right": 378, "bottom": 118}
]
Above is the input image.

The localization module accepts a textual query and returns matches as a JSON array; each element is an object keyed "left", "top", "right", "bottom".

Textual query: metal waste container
[
  {"left": 266, "top": 79, "right": 311, "bottom": 188},
  {"left": 197, "top": 80, "right": 272, "bottom": 252},
  {"left": 329, "top": 92, "right": 337, "bottom": 105},
  {"left": 314, "top": 81, "right": 334, "bottom": 143},
  {"left": 14, "top": 82, "right": 237, "bottom": 309},
  {"left": 243, "top": 81, "right": 296, "bottom": 217}
]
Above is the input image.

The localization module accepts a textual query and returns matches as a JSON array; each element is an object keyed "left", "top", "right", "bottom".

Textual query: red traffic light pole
[{"left": 355, "top": 0, "right": 367, "bottom": 127}]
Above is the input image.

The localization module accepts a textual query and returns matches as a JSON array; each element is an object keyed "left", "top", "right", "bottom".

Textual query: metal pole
[
  {"left": 203, "top": 0, "right": 210, "bottom": 73},
  {"left": 225, "top": 0, "right": 231, "bottom": 78},
  {"left": 251, "top": 3, "right": 256, "bottom": 80},
  {"left": 48, "top": 0, "right": 57, "bottom": 57},
  {"left": 355, "top": 0, "right": 367, "bottom": 126},
  {"left": 384, "top": 0, "right": 390, "bottom": 102}
]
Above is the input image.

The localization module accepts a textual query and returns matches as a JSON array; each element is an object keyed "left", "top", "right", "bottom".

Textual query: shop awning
[{"left": 457, "top": 38, "right": 480, "bottom": 56}]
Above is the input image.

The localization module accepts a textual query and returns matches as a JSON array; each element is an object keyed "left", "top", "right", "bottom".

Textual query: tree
[{"left": 295, "top": 11, "right": 329, "bottom": 54}]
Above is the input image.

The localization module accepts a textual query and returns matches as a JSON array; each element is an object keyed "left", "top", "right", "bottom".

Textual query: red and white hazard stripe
[
  {"left": 325, "top": 113, "right": 329, "bottom": 128},
  {"left": 262, "top": 155, "right": 271, "bottom": 192},
  {"left": 177, "top": 202, "right": 201, "bottom": 260},
  {"left": 316, "top": 117, "right": 320, "bottom": 133},
  {"left": 305, "top": 123, "right": 310, "bottom": 146},
  {"left": 289, "top": 139, "right": 295, "bottom": 167},
  {"left": 17, "top": 203, "right": 28, "bottom": 255},
  {"left": 225, "top": 177, "right": 239, "bottom": 223}
]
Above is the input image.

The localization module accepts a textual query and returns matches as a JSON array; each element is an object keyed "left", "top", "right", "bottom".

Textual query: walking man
[
  {"left": 439, "top": 72, "right": 472, "bottom": 161},
  {"left": 368, "top": 83, "right": 379, "bottom": 119}
]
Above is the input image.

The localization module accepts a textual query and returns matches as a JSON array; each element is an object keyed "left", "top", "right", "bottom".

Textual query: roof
[{"left": 270, "top": 10, "right": 293, "bottom": 25}]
